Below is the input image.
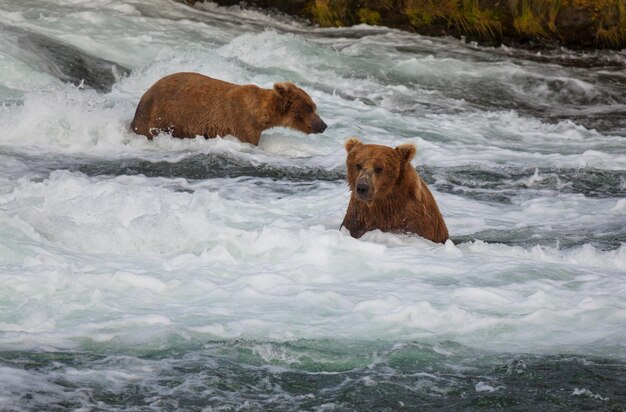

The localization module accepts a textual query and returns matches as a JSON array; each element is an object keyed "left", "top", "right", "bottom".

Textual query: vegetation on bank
[{"left": 186, "top": 0, "right": 626, "bottom": 49}]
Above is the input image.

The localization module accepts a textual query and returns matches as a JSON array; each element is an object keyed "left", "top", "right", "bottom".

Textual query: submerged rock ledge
[{"left": 185, "top": 0, "right": 626, "bottom": 50}]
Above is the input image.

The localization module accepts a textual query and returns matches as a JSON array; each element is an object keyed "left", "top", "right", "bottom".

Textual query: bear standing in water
[
  {"left": 341, "top": 137, "right": 449, "bottom": 244},
  {"left": 131, "top": 72, "right": 327, "bottom": 145}
]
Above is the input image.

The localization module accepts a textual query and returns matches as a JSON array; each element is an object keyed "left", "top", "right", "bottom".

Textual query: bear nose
[
  {"left": 313, "top": 117, "right": 327, "bottom": 134},
  {"left": 319, "top": 119, "right": 327, "bottom": 132},
  {"left": 356, "top": 182, "right": 369, "bottom": 195}
]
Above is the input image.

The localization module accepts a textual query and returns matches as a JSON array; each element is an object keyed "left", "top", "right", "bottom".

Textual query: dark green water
[{"left": 2, "top": 341, "right": 625, "bottom": 411}]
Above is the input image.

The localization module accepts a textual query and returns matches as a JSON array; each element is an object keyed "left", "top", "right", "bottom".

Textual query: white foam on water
[
  {"left": 475, "top": 381, "right": 504, "bottom": 392},
  {"left": 572, "top": 387, "right": 610, "bottom": 401},
  {"left": 0, "top": 170, "right": 623, "bottom": 358}
]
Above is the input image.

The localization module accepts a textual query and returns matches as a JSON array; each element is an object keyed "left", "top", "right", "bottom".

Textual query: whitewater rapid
[{"left": 0, "top": 0, "right": 625, "bottom": 409}]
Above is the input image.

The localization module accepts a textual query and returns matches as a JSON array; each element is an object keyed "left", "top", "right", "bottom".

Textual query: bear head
[
  {"left": 273, "top": 82, "right": 327, "bottom": 134},
  {"left": 345, "top": 137, "right": 416, "bottom": 204}
]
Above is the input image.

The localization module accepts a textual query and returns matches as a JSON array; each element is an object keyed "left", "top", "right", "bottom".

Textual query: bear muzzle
[
  {"left": 355, "top": 175, "right": 374, "bottom": 202},
  {"left": 312, "top": 116, "right": 327, "bottom": 134}
]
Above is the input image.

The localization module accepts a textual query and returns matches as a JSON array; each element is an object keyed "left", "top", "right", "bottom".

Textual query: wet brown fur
[
  {"left": 341, "top": 138, "right": 449, "bottom": 244},
  {"left": 131, "top": 72, "right": 325, "bottom": 145}
]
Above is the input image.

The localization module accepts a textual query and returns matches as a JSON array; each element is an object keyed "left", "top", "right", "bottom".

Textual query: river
[{"left": 0, "top": 0, "right": 625, "bottom": 410}]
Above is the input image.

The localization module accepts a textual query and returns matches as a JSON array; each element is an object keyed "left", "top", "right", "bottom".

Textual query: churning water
[{"left": 0, "top": 0, "right": 625, "bottom": 410}]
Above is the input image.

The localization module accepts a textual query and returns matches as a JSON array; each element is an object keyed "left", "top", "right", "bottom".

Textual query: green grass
[
  {"left": 594, "top": 0, "right": 626, "bottom": 47},
  {"left": 403, "top": 0, "right": 501, "bottom": 41},
  {"left": 310, "top": 0, "right": 348, "bottom": 27},
  {"left": 305, "top": 0, "right": 626, "bottom": 48},
  {"left": 358, "top": 7, "right": 382, "bottom": 25}
]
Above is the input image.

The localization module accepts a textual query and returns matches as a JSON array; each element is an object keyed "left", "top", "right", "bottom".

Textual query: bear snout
[
  {"left": 312, "top": 116, "right": 327, "bottom": 134},
  {"left": 355, "top": 176, "right": 373, "bottom": 201},
  {"left": 356, "top": 182, "right": 369, "bottom": 194}
]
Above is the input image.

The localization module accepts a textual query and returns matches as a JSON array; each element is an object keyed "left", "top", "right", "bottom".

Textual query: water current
[{"left": 0, "top": 0, "right": 625, "bottom": 410}]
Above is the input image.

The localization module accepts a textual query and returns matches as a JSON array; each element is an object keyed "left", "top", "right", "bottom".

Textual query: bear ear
[
  {"left": 273, "top": 82, "right": 292, "bottom": 96},
  {"left": 345, "top": 137, "right": 363, "bottom": 153},
  {"left": 396, "top": 143, "right": 416, "bottom": 162},
  {"left": 274, "top": 82, "right": 293, "bottom": 112}
]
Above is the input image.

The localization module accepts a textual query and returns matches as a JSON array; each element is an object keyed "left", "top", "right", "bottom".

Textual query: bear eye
[
  {"left": 356, "top": 163, "right": 362, "bottom": 171},
  {"left": 374, "top": 166, "right": 383, "bottom": 174}
]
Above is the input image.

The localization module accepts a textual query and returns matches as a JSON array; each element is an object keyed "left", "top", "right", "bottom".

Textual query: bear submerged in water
[
  {"left": 131, "top": 72, "right": 327, "bottom": 145},
  {"left": 341, "top": 137, "right": 449, "bottom": 244}
]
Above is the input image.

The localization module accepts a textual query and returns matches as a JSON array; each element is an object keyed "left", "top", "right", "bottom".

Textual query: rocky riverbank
[{"left": 184, "top": 0, "right": 626, "bottom": 49}]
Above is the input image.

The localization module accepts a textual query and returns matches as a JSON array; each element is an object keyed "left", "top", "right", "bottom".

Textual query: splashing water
[{"left": 0, "top": 0, "right": 625, "bottom": 410}]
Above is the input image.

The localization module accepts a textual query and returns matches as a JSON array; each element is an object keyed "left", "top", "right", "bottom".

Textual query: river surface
[{"left": 0, "top": 1, "right": 625, "bottom": 410}]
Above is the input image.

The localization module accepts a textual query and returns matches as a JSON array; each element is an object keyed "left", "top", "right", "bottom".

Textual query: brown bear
[
  {"left": 341, "top": 137, "right": 449, "bottom": 244},
  {"left": 130, "top": 72, "right": 327, "bottom": 145}
]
